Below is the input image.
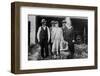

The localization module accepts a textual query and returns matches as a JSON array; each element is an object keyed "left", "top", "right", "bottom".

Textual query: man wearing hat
[
  {"left": 37, "top": 19, "right": 50, "bottom": 59},
  {"left": 62, "top": 19, "right": 74, "bottom": 59}
]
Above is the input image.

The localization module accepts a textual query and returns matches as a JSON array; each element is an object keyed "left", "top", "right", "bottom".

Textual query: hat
[
  {"left": 62, "top": 20, "right": 66, "bottom": 23},
  {"left": 51, "top": 20, "right": 56, "bottom": 24},
  {"left": 55, "top": 21, "right": 59, "bottom": 24},
  {"left": 41, "top": 19, "right": 47, "bottom": 23}
]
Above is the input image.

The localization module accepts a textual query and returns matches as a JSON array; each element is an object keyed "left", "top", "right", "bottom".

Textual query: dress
[{"left": 51, "top": 27, "right": 63, "bottom": 54}]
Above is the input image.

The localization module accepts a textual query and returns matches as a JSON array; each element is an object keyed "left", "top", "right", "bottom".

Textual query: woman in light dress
[
  {"left": 49, "top": 20, "right": 56, "bottom": 56},
  {"left": 51, "top": 21, "right": 63, "bottom": 58}
]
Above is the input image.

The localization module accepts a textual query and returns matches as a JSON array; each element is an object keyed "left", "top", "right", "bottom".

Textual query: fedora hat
[
  {"left": 55, "top": 21, "right": 59, "bottom": 24},
  {"left": 51, "top": 20, "right": 56, "bottom": 24},
  {"left": 62, "top": 20, "right": 66, "bottom": 23},
  {"left": 41, "top": 19, "right": 47, "bottom": 23}
]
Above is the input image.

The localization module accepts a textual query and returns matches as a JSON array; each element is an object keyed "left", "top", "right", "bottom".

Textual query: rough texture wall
[{"left": 28, "top": 15, "right": 36, "bottom": 45}]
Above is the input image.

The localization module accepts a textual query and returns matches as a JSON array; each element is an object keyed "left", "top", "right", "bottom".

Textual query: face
[
  {"left": 62, "top": 22, "right": 66, "bottom": 28},
  {"left": 55, "top": 22, "right": 59, "bottom": 27},
  {"left": 51, "top": 23, "right": 55, "bottom": 27},
  {"left": 76, "top": 35, "right": 82, "bottom": 44},
  {"left": 42, "top": 22, "right": 46, "bottom": 26},
  {"left": 66, "top": 23, "right": 71, "bottom": 27},
  {"left": 55, "top": 23, "right": 58, "bottom": 27}
]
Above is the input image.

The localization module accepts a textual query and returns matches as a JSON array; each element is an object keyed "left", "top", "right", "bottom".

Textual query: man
[
  {"left": 62, "top": 19, "right": 73, "bottom": 42},
  {"left": 62, "top": 18, "right": 74, "bottom": 59},
  {"left": 37, "top": 19, "right": 50, "bottom": 59}
]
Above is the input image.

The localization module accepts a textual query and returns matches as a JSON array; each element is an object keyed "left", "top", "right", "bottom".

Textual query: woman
[
  {"left": 51, "top": 21, "right": 63, "bottom": 58},
  {"left": 49, "top": 20, "right": 56, "bottom": 56}
]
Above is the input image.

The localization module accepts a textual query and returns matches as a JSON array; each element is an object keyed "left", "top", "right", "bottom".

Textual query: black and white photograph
[
  {"left": 11, "top": 2, "right": 97, "bottom": 73},
  {"left": 28, "top": 15, "right": 88, "bottom": 60}
]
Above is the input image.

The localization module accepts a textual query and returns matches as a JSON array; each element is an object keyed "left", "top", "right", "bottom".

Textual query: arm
[
  {"left": 37, "top": 27, "right": 41, "bottom": 42},
  {"left": 51, "top": 28, "right": 54, "bottom": 43},
  {"left": 47, "top": 27, "right": 50, "bottom": 42},
  {"left": 59, "top": 28, "right": 64, "bottom": 41}
]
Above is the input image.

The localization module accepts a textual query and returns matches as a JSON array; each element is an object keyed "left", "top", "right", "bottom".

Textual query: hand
[
  {"left": 72, "top": 40, "right": 75, "bottom": 43},
  {"left": 38, "top": 40, "right": 40, "bottom": 43}
]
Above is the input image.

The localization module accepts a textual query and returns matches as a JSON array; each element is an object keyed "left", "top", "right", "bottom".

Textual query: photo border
[{"left": 11, "top": 2, "right": 98, "bottom": 74}]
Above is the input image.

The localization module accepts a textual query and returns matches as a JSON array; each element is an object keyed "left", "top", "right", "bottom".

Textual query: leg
[
  {"left": 56, "top": 40, "right": 60, "bottom": 56},
  {"left": 50, "top": 43, "right": 53, "bottom": 55},
  {"left": 68, "top": 42, "right": 74, "bottom": 59},
  {"left": 44, "top": 41, "right": 49, "bottom": 58},
  {"left": 40, "top": 41, "right": 45, "bottom": 58},
  {"left": 52, "top": 41, "right": 55, "bottom": 54}
]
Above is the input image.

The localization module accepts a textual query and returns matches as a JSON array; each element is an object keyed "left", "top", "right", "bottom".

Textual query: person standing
[
  {"left": 49, "top": 20, "right": 56, "bottom": 56},
  {"left": 62, "top": 18, "right": 74, "bottom": 59},
  {"left": 37, "top": 19, "right": 50, "bottom": 59},
  {"left": 51, "top": 21, "right": 63, "bottom": 58}
]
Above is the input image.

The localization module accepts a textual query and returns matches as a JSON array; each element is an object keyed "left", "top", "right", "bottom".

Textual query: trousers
[{"left": 40, "top": 39, "right": 49, "bottom": 58}]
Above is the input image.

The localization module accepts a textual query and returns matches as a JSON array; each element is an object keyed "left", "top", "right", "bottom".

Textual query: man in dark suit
[{"left": 37, "top": 19, "right": 50, "bottom": 59}]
